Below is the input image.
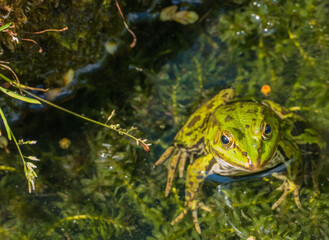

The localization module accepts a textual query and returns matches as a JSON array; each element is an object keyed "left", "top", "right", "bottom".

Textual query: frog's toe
[
  {"left": 178, "top": 151, "right": 188, "bottom": 178},
  {"left": 292, "top": 187, "right": 302, "bottom": 208},
  {"left": 192, "top": 210, "right": 201, "bottom": 234},
  {"left": 171, "top": 207, "right": 203, "bottom": 234},
  {"left": 272, "top": 185, "right": 288, "bottom": 210},
  {"left": 191, "top": 202, "right": 212, "bottom": 234},
  {"left": 155, "top": 146, "right": 175, "bottom": 166},
  {"left": 171, "top": 201, "right": 211, "bottom": 234},
  {"left": 198, "top": 201, "right": 211, "bottom": 212},
  {"left": 165, "top": 151, "right": 180, "bottom": 196},
  {"left": 157, "top": 147, "right": 188, "bottom": 196},
  {"left": 171, "top": 208, "right": 189, "bottom": 226}
]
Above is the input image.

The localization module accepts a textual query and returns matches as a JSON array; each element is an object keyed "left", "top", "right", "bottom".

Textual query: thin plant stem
[{"left": 21, "top": 89, "right": 150, "bottom": 151}]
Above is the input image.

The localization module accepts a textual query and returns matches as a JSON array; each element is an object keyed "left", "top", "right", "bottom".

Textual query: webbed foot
[
  {"left": 271, "top": 173, "right": 302, "bottom": 210},
  {"left": 155, "top": 147, "right": 189, "bottom": 196},
  {"left": 171, "top": 200, "right": 211, "bottom": 234}
]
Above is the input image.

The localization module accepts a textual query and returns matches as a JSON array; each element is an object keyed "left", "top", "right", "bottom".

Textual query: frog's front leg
[
  {"left": 271, "top": 141, "right": 303, "bottom": 209},
  {"left": 264, "top": 99, "right": 324, "bottom": 194},
  {"left": 171, "top": 154, "right": 214, "bottom": 234}
]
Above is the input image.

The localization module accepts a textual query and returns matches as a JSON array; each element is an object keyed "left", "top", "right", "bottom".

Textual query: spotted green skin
[{"left": 157, "top": 88, "right": 324, "bottom": 234}]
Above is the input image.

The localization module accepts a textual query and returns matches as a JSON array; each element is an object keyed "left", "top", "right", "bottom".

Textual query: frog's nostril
[{"left": 248, "top": 158, "right": 253, "bottom": 167}]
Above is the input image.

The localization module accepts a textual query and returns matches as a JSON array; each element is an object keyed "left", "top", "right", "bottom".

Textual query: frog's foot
[
  {"left": 271, "top": 173, "right": 302, "bottom": 210},
  {"left": 171, "top": 201, "right": 211, "bottom": 234},
  {"left": 164, "top": 149, "right": 189, "bottom": 196},
  {"left": 155, "top": 147, "right": 189, "bottom": 196}
]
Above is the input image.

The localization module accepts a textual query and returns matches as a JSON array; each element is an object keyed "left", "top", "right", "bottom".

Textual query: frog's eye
[
  {"left": 221, "top": 131, "right": 234, "bottom": 149},
  {"left": 261, "top": 122, "right": 272, "bottom": 140}
]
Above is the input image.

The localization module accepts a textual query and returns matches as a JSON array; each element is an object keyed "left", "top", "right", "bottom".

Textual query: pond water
[{"left": 0, "top": 1, "right": 328, "bottom": 239}]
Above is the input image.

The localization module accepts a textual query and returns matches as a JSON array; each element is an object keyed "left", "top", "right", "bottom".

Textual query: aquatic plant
[{"left": 0, "top": 60, "right": 43, "bottom": 192}]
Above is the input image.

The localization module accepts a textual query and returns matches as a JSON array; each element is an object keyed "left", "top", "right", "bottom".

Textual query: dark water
[{"left": 0, "top": 1, "right": 328, "bottom": 239}]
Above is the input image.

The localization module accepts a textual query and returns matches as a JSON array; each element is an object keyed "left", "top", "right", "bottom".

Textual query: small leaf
[
  {"left": 160, "top": 5, "right": 178, "bottom": 21},
  {"left": 0, "top": 86, "right": 41, "bottom": 104},
  {"left": 105, "top": 109, "right": 115, "bottom": 124},
  {"left": 25, "top": 156, "right": 40, "bottom": 161},
  {"left": 173, "top": 11, "right": 199, "bottom": 25},
  {"left": 140, "top": 141, "right": 150, "bottom": 152},
  {"left": 0, "top": 22, "right": 12, "bottom": 32}
]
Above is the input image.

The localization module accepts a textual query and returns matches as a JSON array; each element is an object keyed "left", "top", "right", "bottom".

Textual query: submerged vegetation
[
  {"left": 0, "top": 7, "right": 149, "bottom": 194},
  {"left": 0, "top": 0, "right": 328, "bottom": 239}
]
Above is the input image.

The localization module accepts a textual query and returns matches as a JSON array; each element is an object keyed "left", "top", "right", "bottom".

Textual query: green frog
[{"left": 155, "top": 88, "right": 324, "bottom": 234}]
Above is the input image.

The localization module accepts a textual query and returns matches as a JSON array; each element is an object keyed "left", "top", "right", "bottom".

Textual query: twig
[
  {"left": 115, "top": 0, "right": 137, "bottom": 48},
  {"left": 24, "top": 27, "right": 68, "bottom": 35},
  {"left": 0, "top": 62, "right": 22, "bottom": 94},
  {"left": 21, "top": 38, "right": 43, "bottom": 53}
]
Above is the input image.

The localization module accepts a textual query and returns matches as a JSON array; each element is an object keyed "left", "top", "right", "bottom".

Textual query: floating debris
[
  {"left": 172, "top": 10, "right": 199, "bottom": 25},
  {"left": 160, "top": 5, "right": 199, "bottom": 25},
  {"left": 160, "top": 5, "right": 178, "bottom": 22},
  {"left": 59, "top": 138, "right": 71, "bottom": 149},
  {"left": 0, "top": 135, "right": 9, "bottom": 154},
  {"left": 105, "top": 38, "right": 119, "bottom": 55}
]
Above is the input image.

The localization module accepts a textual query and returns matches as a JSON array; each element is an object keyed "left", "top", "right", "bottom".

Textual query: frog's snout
[
  {"left": 248, "top": 163, "right": 264, "bottom": 172},
  {"left": 244, "top": 154, "right": 265, "bottom": 172}
]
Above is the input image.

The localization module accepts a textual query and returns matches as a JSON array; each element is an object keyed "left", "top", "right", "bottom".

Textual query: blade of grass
[
  {"left": 0, "top": 73, "right": 47, "bottom": 92},
  {"left": 0, "top": 107, "right": 12, "bottom": 140},
  {"left": 0, "top": 165, "right": 16, "bottom": 171},
  {"left": 0, "top": 86, "right": 41, "bottom": 104}
]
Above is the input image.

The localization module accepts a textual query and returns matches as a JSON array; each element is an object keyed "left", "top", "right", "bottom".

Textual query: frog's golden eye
[
  {"left": 261, "top": 122, "right": 272, "bottom": 140},
  {"left": 221, "top": 131, "right": 234, "bottom": 149}
]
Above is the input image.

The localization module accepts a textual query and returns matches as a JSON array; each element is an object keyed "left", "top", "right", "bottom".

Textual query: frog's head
[{"left": 206, "top": 101, "right": 282, "bottom": 174}]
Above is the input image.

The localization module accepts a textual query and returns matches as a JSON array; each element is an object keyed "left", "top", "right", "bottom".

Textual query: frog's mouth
[
  {"left": 207, "top": 158, "right": 294, "bottom": 184},
  {"left": 209, "top": 145, "right": 287, "bottom": 176}
]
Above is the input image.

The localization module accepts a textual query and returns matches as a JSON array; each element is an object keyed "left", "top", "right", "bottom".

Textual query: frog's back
[{"left": 174, "top": 89, "right": 235, "bottom": 149}]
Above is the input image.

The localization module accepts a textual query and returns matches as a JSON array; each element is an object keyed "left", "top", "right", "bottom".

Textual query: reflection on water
[
  {"left": 207, "top": 159, "right": 292, "bottom": 184},
  {"left": 0, "top": 0, "right": 328, "bottom": 239}
]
